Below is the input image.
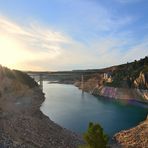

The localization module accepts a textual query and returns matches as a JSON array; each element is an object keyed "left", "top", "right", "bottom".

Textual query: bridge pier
[
  {"left": 28, "top": 73, "right": 43, "bottom": 90},
  {"left": 39, "top": 74, "right": 43, "bottom": 90},
  {"left": 81, "top": 75, "right": 84, "bottom": 93}
]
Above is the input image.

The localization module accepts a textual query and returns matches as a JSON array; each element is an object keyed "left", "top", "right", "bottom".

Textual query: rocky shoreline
[
  {"left": 75, "top": 80, "right": 148, "bottom": 104},
  {"left": 113, "top": 116, "right": 148, "bottom": 148},
  {"left": 0, "top": 74, "right": 83, "bottom": 148}
]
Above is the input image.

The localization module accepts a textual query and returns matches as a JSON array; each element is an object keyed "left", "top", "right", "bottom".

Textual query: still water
[{"left": 41, "top": 81, "right": 148, "bottom": 138}]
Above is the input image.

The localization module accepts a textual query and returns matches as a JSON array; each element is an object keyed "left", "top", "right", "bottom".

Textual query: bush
[{"left": 79, "top": 122, "right": 109, "bottom": 148}]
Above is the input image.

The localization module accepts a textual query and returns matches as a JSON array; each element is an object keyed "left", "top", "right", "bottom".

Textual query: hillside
[
  {"left": 0, "top": 66, "right": 83, "bottom": 147},
  {"left": 78, "top": 56, "right": 148, "bottom": 89},
  {"left": 0, "top": 66, "right": 38, "bottom": 88},
  {"left": 104, "top": 56, "right": 148, "bottom": 89},
  {"left": 74, "top": 57, "right": 148, "bottom": 102}
]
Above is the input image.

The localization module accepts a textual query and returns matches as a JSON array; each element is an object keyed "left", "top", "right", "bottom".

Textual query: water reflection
[{"left": 81, "top": 91, "right": 85, "bottom": 99}]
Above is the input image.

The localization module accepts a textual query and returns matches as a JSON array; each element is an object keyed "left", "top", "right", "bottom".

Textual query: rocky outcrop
[
  {"left": 94, "top": 86, "right": 148, "bottom": 102},
  {"left": 0, "top": 67, "right": 83, "bottom": 148},
  {"left": 75, "top": 79, "right": 148, "bottom": 103},
  {"left": 134, "top": 72, "right": 148, "bottom": 89},
  {"left": 113, "top": 116, "right": 148, "bottom": 148}
]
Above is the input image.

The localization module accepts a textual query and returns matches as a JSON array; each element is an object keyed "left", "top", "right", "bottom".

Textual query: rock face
[
  {"left": 113, "top": 117, "right": 148, "bottom": 148},
  {"left": 134, "top": 72, "right": 148, "bottom": 89},
  {"left": 96, "top": 86, "right": 148, "bottom": 102},
  {"left": 0, "top": 66, "right": 83, "bottom": 148},
  {"left": 75, "top": 78, "right": 148, "bottom": 102}
]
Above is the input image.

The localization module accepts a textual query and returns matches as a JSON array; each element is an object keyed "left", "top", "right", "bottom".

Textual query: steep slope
[{"left": 0, "top": 66, "right": 83, "bottom": 147}]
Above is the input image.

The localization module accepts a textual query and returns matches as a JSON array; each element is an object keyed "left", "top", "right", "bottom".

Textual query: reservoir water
[{"left": 41, "top": 81, "right": 148, "bottom": 138}]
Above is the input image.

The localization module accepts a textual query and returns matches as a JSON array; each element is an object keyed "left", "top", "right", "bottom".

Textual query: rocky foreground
[
  {"left": 0, "top": 68, "right": 83, "bottom": 148},
  {"left": 113, "top": 116, "right": 148, "bottom": 148}
]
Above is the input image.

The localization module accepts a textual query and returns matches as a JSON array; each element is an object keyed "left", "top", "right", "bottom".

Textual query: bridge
[{"left": 27, "top": 72, "right": 101, "bottom": 93}]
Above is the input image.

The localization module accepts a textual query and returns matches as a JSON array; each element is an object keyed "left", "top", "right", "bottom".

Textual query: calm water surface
[{"left": 41, "top": 81, "right": 148, "bottom": 138}]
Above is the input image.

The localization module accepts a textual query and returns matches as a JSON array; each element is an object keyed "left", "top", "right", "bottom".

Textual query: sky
[{"left": 0, "top": 0, "right": 148, "bottom": 71}]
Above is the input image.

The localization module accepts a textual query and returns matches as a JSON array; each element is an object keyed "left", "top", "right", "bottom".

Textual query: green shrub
[{"left": 79, "top": 122, "right": 109, "bottom": 148}]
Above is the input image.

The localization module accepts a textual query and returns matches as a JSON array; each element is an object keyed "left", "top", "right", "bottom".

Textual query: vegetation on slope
[
  {"left": 105, "top": 56, "right": 148, "bottom": 89},
  {"left": 0, "top": 65, "right": 38, "bottom": 88}
]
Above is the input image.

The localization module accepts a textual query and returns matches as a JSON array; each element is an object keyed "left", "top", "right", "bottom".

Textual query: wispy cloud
[
  {"left": 0, "top": 15, "right": 147, "bottom": 71},
  {"left": 123, "top": 38, "right": 148, "bottom": 61},
  {"left": 115, "top": 0, "right": 144, "bottom": 4},
  {"left": 86, "top": 1, "right": 132, "bottom": 32},
  {"left": 0, "top": 16, "right": 72, "bottom": 70}
]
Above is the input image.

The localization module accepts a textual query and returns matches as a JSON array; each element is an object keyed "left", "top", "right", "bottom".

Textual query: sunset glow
[
  {"left": 0, "top": 35, "right": 24, "bottom": 68},
  {"left": 0, "top": 0, "right": 147, "bottom": 71}
]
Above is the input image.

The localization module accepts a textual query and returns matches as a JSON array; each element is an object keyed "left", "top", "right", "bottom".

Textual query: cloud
[
  {"left": 123, "top": 38, "right": 148, "bottom": 61},
  {"left": 0, "top": 15, "right": 147, "bottom": 71},
  {"left": 83, "top": 1, "right": 132, "bottom": 32},
  {"left": 50, "top": 0, "right": 133, "bottom": 36},
  {"left": 0, "top": 16, "right": 72, "bottom": 70},
  {"left": 115, "top": 0, "right": 144, "bottom": 4}
]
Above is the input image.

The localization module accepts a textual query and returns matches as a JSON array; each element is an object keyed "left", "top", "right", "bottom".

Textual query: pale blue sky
[{"left": 0, "top": 0, "right": 147, "bottom": 70}]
